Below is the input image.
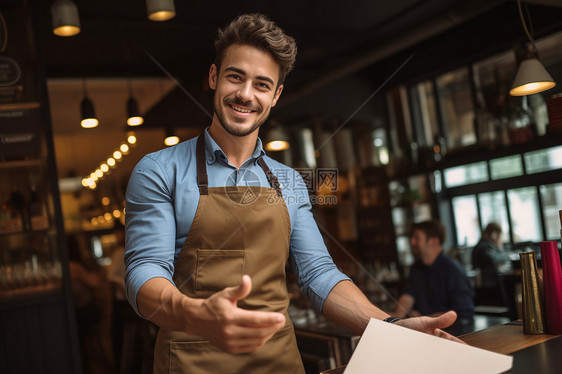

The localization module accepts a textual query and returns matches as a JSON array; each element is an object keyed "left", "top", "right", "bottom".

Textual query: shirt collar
[{"left": 203, "top": 127, "right": 266, "bottom": 165}]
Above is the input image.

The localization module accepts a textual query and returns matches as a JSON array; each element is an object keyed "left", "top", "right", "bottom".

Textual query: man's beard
[{"left": 214, "top": 96, "right": 268, "bottom": 137}]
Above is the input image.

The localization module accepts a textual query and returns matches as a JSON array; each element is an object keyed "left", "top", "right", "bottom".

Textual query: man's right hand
[{"left": 181, "top": 275, "right": 286, "bottom": 354}]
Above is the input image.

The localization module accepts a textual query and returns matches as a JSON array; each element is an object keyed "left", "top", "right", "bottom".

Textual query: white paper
[{"left": 344, "top": 319, "right": 513, "bottom": 374}]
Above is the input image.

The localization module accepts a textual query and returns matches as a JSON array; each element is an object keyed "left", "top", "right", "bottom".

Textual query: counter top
[{"left": 460, "top": 320, "right": 559, "bottom": 354}]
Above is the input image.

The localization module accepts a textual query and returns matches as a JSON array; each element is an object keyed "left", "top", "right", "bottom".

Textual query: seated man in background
[
  {"left": 472, "top": 222, "right": 510, "bottom": 288},
  {"left": 392, "top": 220, "right": 474, "bottom": 322}
]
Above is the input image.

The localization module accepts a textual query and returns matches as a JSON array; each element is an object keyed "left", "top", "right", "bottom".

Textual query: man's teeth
[{"left": 232, "top": 105, "right": 252, "bottom": 113}]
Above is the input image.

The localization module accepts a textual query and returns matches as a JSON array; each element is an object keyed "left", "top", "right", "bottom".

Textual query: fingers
[
  {"left": 434, "top": 328, "right": 466, "bottom": 344},
  {"left": 223, "top": 274, "right": 252, "bottom": 302},
  {"left": 434, "top": 310, "right": 457, "bottom": 329},
  {"left": 234, "top": 308, "right": 285, "bottom": 327}
]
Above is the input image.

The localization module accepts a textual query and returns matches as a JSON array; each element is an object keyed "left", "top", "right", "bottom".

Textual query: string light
[{"left": 83, "top": 135, "right": 137, "bottom": 190}]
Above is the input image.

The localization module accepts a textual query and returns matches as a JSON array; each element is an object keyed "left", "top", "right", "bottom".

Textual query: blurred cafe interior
[{"left": 2, "top": 0, "right": 562, "bottom": 373}]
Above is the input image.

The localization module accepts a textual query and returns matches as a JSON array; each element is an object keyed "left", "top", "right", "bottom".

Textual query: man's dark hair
[
  {"left": 482, "top": 222, "right": 502, "bottom": 240},
  {"left": 214, "top": 13, "right": 297, "bottom": 86},
  {"left": 411, "top": 220, "right": 446, "bottom": 245}
]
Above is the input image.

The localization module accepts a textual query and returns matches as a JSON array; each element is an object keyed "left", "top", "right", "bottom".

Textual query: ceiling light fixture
[
  {"left": 510, "top": 0, "right": 556, "bottom": 96},
  {"left": 126, "top": 80, "right": 144, "bottom": 126},
  {"left": 265, "top": 120, "right": 290, "bottom": 151},
  {"left": 146, "top": 0, "right": 176, "bottom": 22},
  {"left": 51, "top": 0, "right": 81, "bottom": 37},
  {"left": 164, "top": 128, "right": 179, "bottom": 146},
  {"left": 80, "top": 80, "right": 98, "bottom": 128}
]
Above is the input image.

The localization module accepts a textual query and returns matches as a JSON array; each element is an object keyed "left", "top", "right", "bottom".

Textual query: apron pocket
[{"left": 195, "top": 249, "right": 245, "bottom": 292}]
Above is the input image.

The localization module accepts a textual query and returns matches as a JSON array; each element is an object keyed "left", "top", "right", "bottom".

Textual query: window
[
  {"left": 413, "top": 203, "right": 432, "bottom": 223},
  {"left": 396, "top": 235, "right": 413, "bottom": 266},
  {"left": 436, "top": 67, "right": 476, "bottom": 149},
  {"left": 408, "top": 174, "right": 430, "bottom": 202},
  {"left": 540, "top": 183, "right": 562, "bottom": 241},
  {"left": 409, "top": 80, "right": 439, "bottom": 147},
  {"left": 472, "top": 50, "right": 516, "bottom": 114},
  {"left": 507, "top": 187, "right": 542, "bottom": 243},
  {"left": 490, "top": 155, "right": 523, "bottom": 180},
  {"left": 391, "top": 207, "right": 408, "bottom": 236},
  {"left": 452, "top": 195, "right": 480, "bottom": 246},
  {"left": 478, "top": 191, "right": 510, "bottom": 243},
  {"left": 524, "top": 146, "right": 562, "bottom": 174},
  {"left": 444, "top": 161, "right": 488, "bottom": 187}
]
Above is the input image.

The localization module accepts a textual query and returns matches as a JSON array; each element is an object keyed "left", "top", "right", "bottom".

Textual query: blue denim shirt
[{"left": 125, "top": 128, "right": 349, "bottom": 316}]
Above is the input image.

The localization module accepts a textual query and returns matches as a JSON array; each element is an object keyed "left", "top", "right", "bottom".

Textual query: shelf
[
  {"left": 0, "top": 285, "right": 63, "bottom": 310},
  {"left": 0, "top": 228, "right": 52, "bottom": 239},
  {"left": 0, "top": 102, "right": 40, "bottom": 111},
  {"left": 0, "top": 158, "right": 43, "bottom": 169}
]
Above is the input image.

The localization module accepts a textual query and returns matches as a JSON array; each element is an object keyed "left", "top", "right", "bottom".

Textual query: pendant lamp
[
  {"left": 126, "top": 81, "right": 144, "bottom": 126},
  {"left": 51, "top": 0, "right": 80, "bottom": 37},
  {"left": 146, "top": 0, "right": 176, "bottom": 21},
  {"left": 164, "top": 128, "right": 179, "bottom": 146},
  {"left": 80, "top": 80, "right": 98, "bottom": 129},
  {"left": 265, "top": 120, "right": 290, "bottom": 151},
  {"left": 510, "top": 0, "right": 556, "bottom": 96}
]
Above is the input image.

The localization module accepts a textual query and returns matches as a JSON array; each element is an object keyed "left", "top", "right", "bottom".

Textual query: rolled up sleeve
[{"left": 124, "top": 155, "right": 177, "bottom": 316}]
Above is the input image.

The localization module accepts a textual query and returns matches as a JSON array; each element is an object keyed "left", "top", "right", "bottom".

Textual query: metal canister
[{"left": 520, "top": 251, "right": 546, "bottom": 334}]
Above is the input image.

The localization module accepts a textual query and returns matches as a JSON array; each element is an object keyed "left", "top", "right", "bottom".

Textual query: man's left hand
[{"left": 395, "top": 310, "right": 465, "bottom": 343}]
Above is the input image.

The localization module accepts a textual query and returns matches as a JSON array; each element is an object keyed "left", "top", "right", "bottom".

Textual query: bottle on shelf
[
  {"left": 0, "top": 187, "right": 27, "bottom": 233},
  {"left": 28, "top": 185, "right": 49, "bottom": 231}
]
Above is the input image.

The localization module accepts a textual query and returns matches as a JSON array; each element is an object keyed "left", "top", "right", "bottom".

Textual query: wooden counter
[{"left": 460, "top": 320, "right": 559, "bottom": 354}]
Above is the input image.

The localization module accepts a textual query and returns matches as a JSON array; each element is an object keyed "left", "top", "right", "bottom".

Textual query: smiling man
[{"left": 125, "top": 14, "right": 462, "bottom": 374}]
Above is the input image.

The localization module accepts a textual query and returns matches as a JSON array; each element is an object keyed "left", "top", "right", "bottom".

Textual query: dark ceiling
[{"left": 29, "top": 0, "right": 562, "bottom": 127}]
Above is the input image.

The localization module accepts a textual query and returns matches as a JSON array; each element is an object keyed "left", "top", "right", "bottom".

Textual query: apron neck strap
[
  {"left": 196, "top": 132, "right": 282, "bottom": 197},
  {"left": 196, "top": 134, "right": 208, "bottom": 195},
  {"left": 258, "top": 158, "right": 283, "bottom": 197}
]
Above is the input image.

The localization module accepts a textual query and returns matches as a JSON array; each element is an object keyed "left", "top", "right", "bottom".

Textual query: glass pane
[
  {"left": 408, "top": 174, "right": 430, "bottom": 202},
  {"left": 472, "top": 50, "right": 516, "bottom": 113},
  {"left": 410, "top": 80, "right": 439, "bottom": 147},
  {"left": 478, "top": 191, "right": 510, "bottom": 243},
  {"left": 436, "top": 67, "right": 476, "bottom": 149},
  {"left": 524, "top": 146, "right": 562, "bottom": 174},
  {"left": 413, "top": 203, "right": 432, "bottom": 223},
  {"left": 396, "top": 235, "right": 413, "bottom": 267},
  {"left": 490, "top": 155, "right": 523, "bottom": 180},
  {"left": 391, "top": 207, "right": 408, "bottom": 236},
  {"left": 452, "top": 195, "right": 480, "bottom": 246},
  {"left": 507, "top": 187, "right": 542, "bottom": 243},
  {"left": 540, "top": 183, "right": 562, "bottom": 241},
  {"left": 443, "top": 161, "right": 488, "bottom": 187}
]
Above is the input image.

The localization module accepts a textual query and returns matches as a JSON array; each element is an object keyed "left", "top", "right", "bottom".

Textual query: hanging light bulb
[
  {"left": 264, "top": 120, "right": 290, "bottom": 151},
  {"left": 80, "top": 80, "right": 98, "bottom": 128},
  {"left": 510, "top": 0, "right": 556, "bottom": 96},
  {"left": 146, "top": 0, "right": 176, "bottom": 21},
  {"left": 51, "top": 0, "right": 80, "bottom": 37},
  {"left": 126, "top": 80, "right": 144, "bottom": 126},
  {"left": 127, "top": 131, "right": 137, "bottom": 145},
  {"left": 164, "top": 128, "right": 179, "bottom": 146}
]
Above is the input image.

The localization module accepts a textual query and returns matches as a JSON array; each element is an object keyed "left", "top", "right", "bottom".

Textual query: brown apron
[{"left": 153, "top": 134, "right": 304, "bottom": 374}]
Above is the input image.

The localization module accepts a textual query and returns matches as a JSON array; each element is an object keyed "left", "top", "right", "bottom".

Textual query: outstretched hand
[
  {"left": 395, "top": 311, "right": 465, "bottom": 343},
  {"left": 183, "top": 275, "right": 286, "bottom": 354}
]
